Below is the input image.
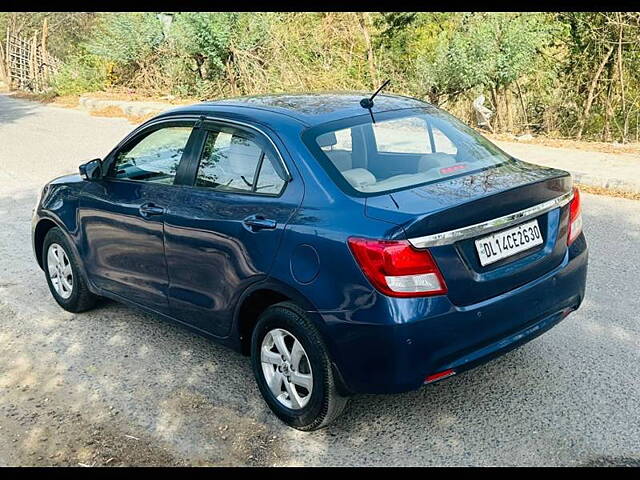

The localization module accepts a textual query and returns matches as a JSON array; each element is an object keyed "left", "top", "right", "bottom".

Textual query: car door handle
[
  {"left": 243, "top": 215, "right": 277, "bottom": 231},
  {"left": 139, "top": 202, "right": 166, "bottom": 217}
]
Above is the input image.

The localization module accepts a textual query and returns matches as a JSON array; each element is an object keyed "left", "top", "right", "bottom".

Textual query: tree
[
  {"left": 171, "top": 12, "right": 237, "bottom": 80},
  {"left": 560, "top": 12, "right": 640, "bottom": 141},
  {"left": 414, "top": 13, "right": 554, "bottom": 131}
]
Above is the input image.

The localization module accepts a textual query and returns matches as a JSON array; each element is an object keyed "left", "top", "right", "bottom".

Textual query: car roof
[{"left": 162, "top": 92, "right": 430, "bottom": 127}]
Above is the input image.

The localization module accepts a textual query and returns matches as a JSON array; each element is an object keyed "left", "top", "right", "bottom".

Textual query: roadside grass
[
  {"left": 88, "top": 105, "right": 157, "bottom": 125},
  {"left": 84, "top": 89, "right": 198, "bottom": 105}
]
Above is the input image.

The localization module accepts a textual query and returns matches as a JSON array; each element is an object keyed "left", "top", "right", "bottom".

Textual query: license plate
[{"left": 475, "top": 219, "right": 543, "bottom": 267}]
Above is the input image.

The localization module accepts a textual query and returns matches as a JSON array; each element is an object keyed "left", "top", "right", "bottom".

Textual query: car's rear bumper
[{"left": 317, "top": 234, "right": 588, "bottom": 395}]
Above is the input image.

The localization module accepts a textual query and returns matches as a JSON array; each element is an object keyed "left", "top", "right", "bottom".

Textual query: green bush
[
  {"left": 25, "top": 11, "right": 640, "bottom": 141},
  {"left": 50, "top": 51, "right": 107, "bottom": 95},
  {"left": 86, "top": 12, "right": 164, "bottom": 65}
]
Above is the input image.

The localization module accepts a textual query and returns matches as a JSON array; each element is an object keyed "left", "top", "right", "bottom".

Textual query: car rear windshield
[{"left": 304, "top": 108, "right": 511, "bottom": 195}]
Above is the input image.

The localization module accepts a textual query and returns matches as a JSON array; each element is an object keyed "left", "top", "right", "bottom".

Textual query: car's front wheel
[
  {"left": 43, "top": 227, "right": 98, "bottom": 313},
  {"left": 251, "top": 301, "right": 348, "bottom": 431}
]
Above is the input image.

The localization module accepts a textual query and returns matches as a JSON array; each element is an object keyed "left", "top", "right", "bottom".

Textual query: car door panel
[
  {"left": 164, "top": 122, "right": 303, "bottom": 337},
  {"left": 79, "top": 180, "right": 176, "bottom": 310},
  {"left": 78, "top": 121, "right": 199, "bottom": 312}
]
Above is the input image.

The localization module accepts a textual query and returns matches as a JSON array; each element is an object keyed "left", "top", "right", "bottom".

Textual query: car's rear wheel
[
  {"left": 43, "top": 227, "right": 97, "bottom": 313},
  {"left": 251, "top": 301, "right": 348, "bottom": 431}
]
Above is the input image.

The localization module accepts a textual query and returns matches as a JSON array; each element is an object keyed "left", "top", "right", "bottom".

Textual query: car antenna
[{"left": 360, "top": 79, "right": 390, "bottom": 124}]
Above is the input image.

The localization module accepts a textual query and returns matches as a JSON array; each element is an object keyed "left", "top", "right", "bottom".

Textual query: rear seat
[
  {"left": 317, "top": 131, "right": 355, "bottom": 172},
  {"left": 325, "top": 150, "right": 353, "bottom": 172},
  {"left": 341, "top": 168, "right": 376, "bottom": 190}
]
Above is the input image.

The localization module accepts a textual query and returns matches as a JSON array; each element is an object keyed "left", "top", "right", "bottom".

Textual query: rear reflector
[
  {"left": 347, "top": 237, "right": 447, "bottom": 297},
  {"left": 567, "top": 187, "right": 582, "bottom": 245},
  {"left": 424, "top": 369, "right": 456, "bottom": 384}
]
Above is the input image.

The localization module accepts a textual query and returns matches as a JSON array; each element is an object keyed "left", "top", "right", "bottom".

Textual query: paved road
[
  {"left": 0, "top": 94, "right": 639, "bottom": 466},
  {"left": 491, "top": 139, "right": 640, "bottom": 194}
]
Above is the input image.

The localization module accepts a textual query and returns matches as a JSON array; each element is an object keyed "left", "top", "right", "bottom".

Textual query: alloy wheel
[
  {"left": 47, "top": 243, "right": 73, "bottom": 299},
  {"left": 260, "top": 328, "right": 313, "bottom": 409}
]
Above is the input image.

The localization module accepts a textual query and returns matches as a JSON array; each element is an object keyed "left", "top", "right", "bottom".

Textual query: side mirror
[{"left": 79, "top": 158, "right": 103, "bottom": 181}]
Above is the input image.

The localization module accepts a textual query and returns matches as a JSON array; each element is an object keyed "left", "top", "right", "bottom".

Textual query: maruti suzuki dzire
[{"left": 32, "top": 93, "right": 588, "bottom": 430}]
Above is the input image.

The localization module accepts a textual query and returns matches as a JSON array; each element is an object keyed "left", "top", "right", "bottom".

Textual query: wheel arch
[
  {"left": 33, "top": 216, "right": 94, "bottom": 293},
  {"left": 34, "top": 218, "right": 59, "bottom": 270},
  {"left": 235, "top": 279, "right": 354, "bottom": 397},
  {"left": 233, "top": 279, "right": 322, "bottom": 356}
]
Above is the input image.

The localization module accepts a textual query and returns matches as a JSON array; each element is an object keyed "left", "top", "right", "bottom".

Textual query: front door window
[{"left": 111, "top": 126, "right": 193, "bottom": 184}]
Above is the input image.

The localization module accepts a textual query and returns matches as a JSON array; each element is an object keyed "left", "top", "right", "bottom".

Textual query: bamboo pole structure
[
  {"left": 3, "top": 21, "right": 59, "bottom": 92},
  {"left": 5, "top": 30, "right": 11, "bottom": 88}
]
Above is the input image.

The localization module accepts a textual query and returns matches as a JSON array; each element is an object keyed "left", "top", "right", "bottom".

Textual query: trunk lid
[{"left": 365, "top": 160, "right": 573, "bottom": 306}]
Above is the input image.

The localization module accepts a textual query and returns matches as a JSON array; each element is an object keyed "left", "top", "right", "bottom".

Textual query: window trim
[{"left": 186, "top": 119, "right": 290, "bottom": 198}]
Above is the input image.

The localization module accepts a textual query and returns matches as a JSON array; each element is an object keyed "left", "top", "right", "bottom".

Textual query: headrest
[
  {"left": 317, "top": 132, "right": 337, "bottom": 148},
  {"left": 342, "top": 168, "right": 376, "bottom": 189}
]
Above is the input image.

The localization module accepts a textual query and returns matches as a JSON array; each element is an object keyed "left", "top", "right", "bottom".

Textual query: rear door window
[{"left": 195, "top": 126, "right": 287, "bottom": 195}]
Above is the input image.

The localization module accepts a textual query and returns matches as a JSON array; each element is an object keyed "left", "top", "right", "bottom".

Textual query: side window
[
  {"left": 195, "top": 127, "right": 286, "bottom": 195},
  {"left": 111, "top": 126, "right": 193, "bottom": 184},
  {"left": 255, "top": 153, "right": 285, "bottom": 194},
  {"left": 431, "top": 126, "right": 458, "bottom": 155}
]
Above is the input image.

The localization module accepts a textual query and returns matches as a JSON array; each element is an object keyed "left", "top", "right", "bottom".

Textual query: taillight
[
  {"left": 347, "top": 237, "right": 447, "bottom": 297},
  {"left": 567, "top": 187, "right": 582, "bottom": 245}
]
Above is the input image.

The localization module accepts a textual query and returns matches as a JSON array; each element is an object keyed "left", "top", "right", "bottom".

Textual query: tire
[
  {"left": 42, "top": 227, "right": 98, "bottom": 313},
  {"left": 251, "top": 301, "right": 348, "bottom": 431}
]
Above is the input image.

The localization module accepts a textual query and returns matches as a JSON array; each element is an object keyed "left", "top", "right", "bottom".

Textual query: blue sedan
[{"left": 32, "top": 93, "right": 588, "bottom": 430}]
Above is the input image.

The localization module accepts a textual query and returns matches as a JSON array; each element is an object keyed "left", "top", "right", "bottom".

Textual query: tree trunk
[
  {"left": 602, "top": 58, "right": 616, "bottom": 143},
  {"left": 491, "top": 86, "right": 500, "bottom": 131},
  {"left": 515, "top": 78, "right": 529, "bottom": 133},
  {"left": 577, "top": 45, "right": 615, "bottom": 140},
  {"left": 357, "top": 13, "right": 378, "bottom": 89},
  {"left": 0, "top": 40, "right": 6, "bottom": 83},
  {"left": 5, "top": 29, "right": 12, "bottom": 89},
  {"left": 225, "top": 52, "right": 238, "bottom": 96},
  {"left": 504, "top": 85, "right": 513, "bottom": 133},
  {"left": 427, "top": 87, "right": 440, "bottom": 106},
  {"left": 617, "top": 19, "right": 628, "bottom": 142}
]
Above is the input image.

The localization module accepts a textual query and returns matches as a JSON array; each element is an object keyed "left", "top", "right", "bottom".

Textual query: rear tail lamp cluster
[
  {"left": 567, "top": 186, "right": 583, "bottom": 245},
  {"left": 347, "top": 238, "right": 447, "bottom": 297}
]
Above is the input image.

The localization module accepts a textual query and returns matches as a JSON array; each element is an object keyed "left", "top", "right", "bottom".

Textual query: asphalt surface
[{"left": 0, "top": 93, "right": 639, "bottom": 466}]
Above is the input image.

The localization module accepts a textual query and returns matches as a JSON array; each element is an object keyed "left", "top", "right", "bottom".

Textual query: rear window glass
[{"left": 308, "top": 109, "right": 509, "bottom": 195}]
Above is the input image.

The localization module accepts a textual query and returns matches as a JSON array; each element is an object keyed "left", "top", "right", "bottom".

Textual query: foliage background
[{"left": 2, "top": 11, "right": 640, "bottom": 142}]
